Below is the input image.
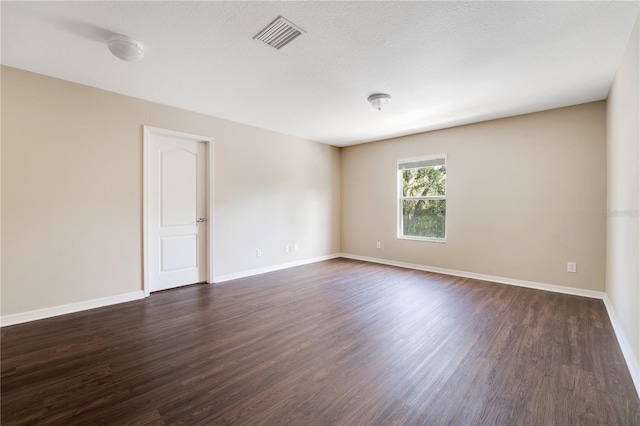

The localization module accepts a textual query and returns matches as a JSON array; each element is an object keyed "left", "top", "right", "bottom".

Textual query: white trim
[
  {"left": 602, "top": 295, "right": 640, "bottom": 398},
  {"left": 397, "top": 153, "right": 448, "bottom": 166},
  {"left": 0, "top": 291, "right": 145, "bottom": 327},
  {"left": 143, "top": 126, "right": 214, "bottom": 296},
  {"left": 339, "top": 253, "right": 604, "bottom": 299},
  {"left": 206, "top": 140, "right": 215, "bottom": 284},
  {"left": 397, "top": 235, "right": 447, "bottom": 243},
  {"left": 397, "top": 154, "right": 447, "bottom": 241},
  {"left": 214, "top": 254, "right": 341, "bottom": 283}
]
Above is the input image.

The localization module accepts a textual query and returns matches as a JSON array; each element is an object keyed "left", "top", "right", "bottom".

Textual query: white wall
[
  {"left": 606, "top": 15, "right": 640, "bottom": 372},
  {"left": 341, "top": 102, "right": 607, "bottom": 291},
  {"left": 1, "top": 66, "right": 341, "bottom": 317}
]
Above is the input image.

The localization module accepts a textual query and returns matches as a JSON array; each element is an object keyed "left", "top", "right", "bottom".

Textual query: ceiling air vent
[{"left": 254, "top": 16, "right": 305, "bottom": 50}]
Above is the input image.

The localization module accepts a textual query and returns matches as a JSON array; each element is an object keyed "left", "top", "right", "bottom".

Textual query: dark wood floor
[{"left": 2, "top": 259, "right": 639, "bottom": 425}]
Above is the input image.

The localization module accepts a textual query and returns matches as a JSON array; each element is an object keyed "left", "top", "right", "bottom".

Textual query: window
[{"left": 398, "top": 155, "right": 447, "bottom": 241}]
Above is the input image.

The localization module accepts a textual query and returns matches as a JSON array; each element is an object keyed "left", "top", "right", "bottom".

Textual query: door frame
[{"left": 142, "top": 125, "right": 214, "bottom": 297}]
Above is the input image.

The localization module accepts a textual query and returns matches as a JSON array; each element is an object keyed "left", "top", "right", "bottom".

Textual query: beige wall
[
  {"left": 342, "top": 102, "right": 606, "bottom": 291},
  {"left": 1, "top": 66, "right": 341, "bottom": 316},
  {"left": 606, "top": 16, "right": 639, "bottom": 366},
  {"left": 0, "top": 62, "right": 620, "bottom": 318}
]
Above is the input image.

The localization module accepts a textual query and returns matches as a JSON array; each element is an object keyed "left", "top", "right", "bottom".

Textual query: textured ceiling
[{"left": 2, "top": 1, "right": 638, "bottom": 146}]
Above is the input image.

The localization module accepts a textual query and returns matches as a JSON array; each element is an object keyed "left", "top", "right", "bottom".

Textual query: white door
[{"left": 147, "top": 130, "right": 207, "bottom": 292}]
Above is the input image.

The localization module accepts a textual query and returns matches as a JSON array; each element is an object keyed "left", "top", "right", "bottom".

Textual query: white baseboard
[
  {"left": 214, "top": 254, "right": 342, "bottom": 283},
  {"left": 0, "top": 290, "right": 145, "bottom": 327},
  {"left": 602, "top": 295, "right": 640, "bottom": 398},
  {"left": 1, "top": 255, "right": 341, "bottom": 326},
  {"left": 339, "top": 253, "right": 605, "bottom": 299}
]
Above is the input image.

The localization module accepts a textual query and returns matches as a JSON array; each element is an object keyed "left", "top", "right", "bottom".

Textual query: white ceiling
[{"left": 2, "top": 1, "right": 638, "bottom": 146}]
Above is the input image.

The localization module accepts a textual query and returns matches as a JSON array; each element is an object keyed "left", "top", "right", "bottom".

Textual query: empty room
[{"left": 1, "top": 1, "right": 639, "bottom": 424}]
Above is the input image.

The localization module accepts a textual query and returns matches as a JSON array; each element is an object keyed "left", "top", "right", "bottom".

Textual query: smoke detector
[{"left": 108, "top": 34, "right": 144, "bottom": 62}]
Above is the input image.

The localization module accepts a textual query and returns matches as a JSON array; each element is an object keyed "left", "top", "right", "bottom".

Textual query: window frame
[{"left": 397, "top": 154, "right": 448, "bottom": 243}]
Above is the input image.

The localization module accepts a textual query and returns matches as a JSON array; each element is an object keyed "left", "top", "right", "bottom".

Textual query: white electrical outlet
[
  {"left": 294, "top": 243, "right": 299, "bottom": 252},
  {"left": 256, "top": 249, "right": 262, "bottom": 257},
  {"left": 567, "top": 262, "right": 577, "bottom": 273},
  {"left": 376, "top": 242, "right": 381, "bottom": 249},
  {"left": 285, "top": 245, "right": 290, "bottom": 253}
]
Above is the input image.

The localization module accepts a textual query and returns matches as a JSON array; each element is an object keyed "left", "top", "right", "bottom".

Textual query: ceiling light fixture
[
  {"left": 368, "top": 93, "right": 391, "bottom": 111},
  {"left": 108, "top": 34, "right": 144, "bottom": 62}
]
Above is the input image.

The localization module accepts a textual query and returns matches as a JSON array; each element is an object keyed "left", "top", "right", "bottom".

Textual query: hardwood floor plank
[{"left": 2, "top": 259, "right": 639, "bottom": 425}]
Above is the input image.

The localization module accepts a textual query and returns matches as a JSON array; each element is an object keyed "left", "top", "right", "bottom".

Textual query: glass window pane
[
  {"left": 402, "top": 199, "right": 446, "bottom": 239},
  {"left": 402, "top": 166, "right": 446, "bottom": 197}
]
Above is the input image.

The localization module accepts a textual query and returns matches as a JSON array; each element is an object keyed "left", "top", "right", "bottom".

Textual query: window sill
[{"left": 397, "top": 235, "right": 446, "bottom": 243}]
